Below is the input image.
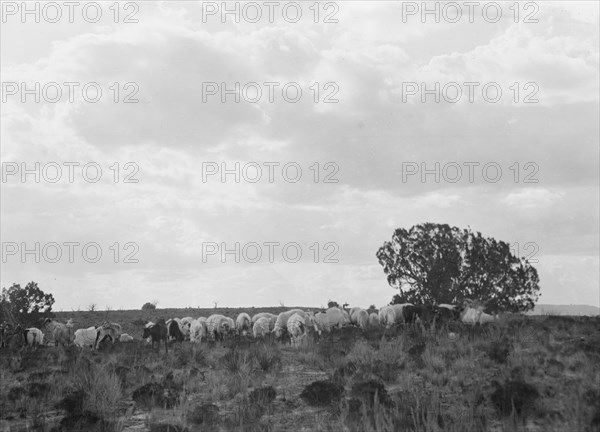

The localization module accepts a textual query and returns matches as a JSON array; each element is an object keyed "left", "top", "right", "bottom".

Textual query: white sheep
[{"left": 235, "top": 313, "right": 252, "bottom": 336}]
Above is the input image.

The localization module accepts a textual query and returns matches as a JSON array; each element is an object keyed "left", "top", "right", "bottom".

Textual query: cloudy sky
[{"left": 1, "top": 1, "right": 598, "bottom": 311}]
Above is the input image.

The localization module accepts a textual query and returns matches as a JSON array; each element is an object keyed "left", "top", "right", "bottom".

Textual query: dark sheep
[{"left": 142, "top": 319, "right": 168, "bottom": 353}]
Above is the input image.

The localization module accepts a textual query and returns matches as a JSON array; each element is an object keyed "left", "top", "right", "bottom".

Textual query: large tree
[
  {"left": 1, "top": 282, "right": 55, "bottom": 326},
  {"left": 376, "top": 223, "right": 540, "bottom": 312}
]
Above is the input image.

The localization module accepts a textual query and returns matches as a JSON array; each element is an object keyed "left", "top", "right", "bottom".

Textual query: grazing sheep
[
  {"left": 368, "top": 312, "right": 380, "bottom": 328},
  {"left": 179, "top": 317, "right": 194, "bottom": 340},
  {"left": 403, "top": 305, "right": 437, "bottom": 326},
  {"left": 24, "top": 328, "right": 44, "bottom": 346},
  {"left": 378, "top": 306, "right": 396, "bottom": 329},
  {"left": 251, "top": 312, "right": 278, "bottom": 324},
  {"left": 206, "top": 314, "right": 234, "bottom": 341},
  {"left": 355, "top": 309, "right": 370, "bottom": 330},
  {"left": 349, "top": 307, "right": 369, "bottom": 330},
  {"left": 224, "top": 317, "right": 235, "bottom": 337},
  {"left": 95, "top": 322, "right": 122, "bottom": 349},
  {"left": 143, "top": 322, "right": 154, "bottom": 343},
  {"left": 235, "top": 313, "right": 252, "bottom": 336},
  {"left": 252, "top": 317, "right": 272, "bottom": 338},
  {"left": 166, "top": 319, "right": 185, "bottom": 342},
  {"left": 313, "top": 307, "right": 349, "bottom": 335},
  {"left": 251, "top": 313, "right": 277, "bottom": 334},
  {"left": 340, "top": 308, "right": 351, "bottom": 325},
  {"left": 190, "top": 319, "right": 207, "bottom": 343},
  {"left": 287, "top": 313, "right": 308, "bottom": 347},
  {"left": 435, "top": 304, "right": 461, "bottom": 323},
  {"left": 119, "top": 333, "right": 134, "bottom": 342},
  {"left": 390, "top": 303, "right": 413, "bottom": 324},
  {"left": 273, "top": 309, "right": 307, "bottom": 339},
  {"left": 349, "top": 307, "right": 363, "bottom": 325},
  {"left": 74, "top": 327, "right": 98, "bottom": 348},
  {"left": 142, "top": 319, "right": 168, "bottom": 353},
  {"left": 459, "top": 302, "right": 497, "bottom": 324},
  {"left": 43, "top": 318, "right": 74, "bottom": 347}
]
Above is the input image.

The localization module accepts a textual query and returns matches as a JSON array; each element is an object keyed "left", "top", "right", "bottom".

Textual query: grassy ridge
[{"left": 1, "top": 313, "right": 599, "bottom": 431}]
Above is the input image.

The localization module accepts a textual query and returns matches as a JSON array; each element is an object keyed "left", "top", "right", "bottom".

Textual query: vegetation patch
[
  {"left": 485, "top": 338, "right": 511, "bottom": 364},
  {"left": 55, "top": 390, "right": 86, "bottom": 415},
  {"left": 249, "top": 386, "right": 276, "bottom": 407},
  {"left": 27, "top": 382, "right": 51, "bottom": 399},
  {"left": 252, "top": 343, "right": 281, "bottom": 372},
  {"left": 490, "top": 378, "right": 540, "bottom": 417},
  {"left": 148, "top": 423, "right": 189, "bottom": 432},
  {"left": 55, "top": 410, "right": 104, "bottom": 432},
  {"left": 186, "top": 403, "right": 220, "bottom": 426},
  {"left": 299, "top": 380, "right": 344, "bottom": 407},
  {"left": 132, "top": 382, "right": 178, "bottom": 409},
  {"left": 350, "top": 379, "right": 394, "bottom": 408}
]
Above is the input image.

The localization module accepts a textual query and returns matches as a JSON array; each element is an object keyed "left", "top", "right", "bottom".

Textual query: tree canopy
[
  {"left": 376, "top": 223, "right": 540, "bottom": 312},
  {"left": 1, "top": 281, "right": 55, "bottom": 326}
]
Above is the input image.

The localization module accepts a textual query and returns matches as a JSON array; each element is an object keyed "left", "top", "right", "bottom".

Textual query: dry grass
[{"left": 0, "top": 312, "right": 598, "bottom": 431}]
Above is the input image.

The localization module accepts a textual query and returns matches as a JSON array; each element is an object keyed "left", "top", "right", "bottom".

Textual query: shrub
[
  {"left": 71, "top": 359, "right": 122, "bottom": 420},
  {"left": 299, "top": 380, "right": 344, "bottom": 407},
  {"left": 186, "top": 403, "right": 220, "bottom": 426},
  {"left": 132, "top": 383, "right": 178, "bottom": 409},
  {"left": 221, "top": 348, "right": 253, "bottom": 375},
  {"left": 249, "top": 386, "right": 276, "bottom": 407},
  {"left": 252, "top": 343, "right": 281, "bottom": 373},
  {"left": 351, "top": 380, "right": 394, "bottom": 408},
  {"left": 486, "top": 338, "right": 511, "bottom": 364},
  {"left": 490, "top": 379, "right": 540, "bottom": 417}
]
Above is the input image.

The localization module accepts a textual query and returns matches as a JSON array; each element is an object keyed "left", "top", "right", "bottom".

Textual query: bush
[
  {"left": 351, "top": 380, "right": 393, "bottom": 408},
  {"left": 299, "top": 380, "right": 344, "bottom": 407},
  {"left": 186, "top": 403, "right": 220, "bottom": 426},
  {"left": 142, "top": 302, "right": 157, "bottom": 310},
  {"left": 132, "top": 383, "right": 178, "bottom": 409},
  {"left": 486, "top": 339, "right": 511, "bottom": 364},
  {"left": 221, "top": 348, "right": 253, "bottom": 375},
  {"left": 252, "top": 343, "right": 281, "bottom": 372},
  {"left": 490, "top": 379, "right": 540, "bottom": 417},
  {"left": 249, "top": 386, "right": 276, "bottom": 407}
]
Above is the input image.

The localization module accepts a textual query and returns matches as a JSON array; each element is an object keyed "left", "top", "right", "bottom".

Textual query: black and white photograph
[{"left": 1, "top": 1, "right": 599, "bottom": 431}]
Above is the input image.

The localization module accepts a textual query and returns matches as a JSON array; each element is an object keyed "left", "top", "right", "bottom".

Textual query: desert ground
[{"left": 1, "top": 308, "right": 599, "bottom": 432}]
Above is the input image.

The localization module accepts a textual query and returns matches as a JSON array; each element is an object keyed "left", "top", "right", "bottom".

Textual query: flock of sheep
[
  {"left": 135, "top": 301, "right": 496, "bottom": 352},
  {"left": 0, "top": 300, "right": 497, "bottom": 352}
]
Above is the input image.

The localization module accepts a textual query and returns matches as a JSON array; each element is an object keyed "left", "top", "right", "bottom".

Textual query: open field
[{"left": 1, "top": 310, "right": 599, "bottom": 432}]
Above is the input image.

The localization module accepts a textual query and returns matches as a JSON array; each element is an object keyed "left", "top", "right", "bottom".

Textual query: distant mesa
[{"left": 526, "top": 304, "right": 600, "bottom": 316}]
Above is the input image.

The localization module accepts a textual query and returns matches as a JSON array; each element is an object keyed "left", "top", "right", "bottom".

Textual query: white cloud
[
  {"left": 502, "top": 188, "right": 565, "bottom": 209},
  {"left": 1, "top": 2, "right": 597, "bottom": 309}
]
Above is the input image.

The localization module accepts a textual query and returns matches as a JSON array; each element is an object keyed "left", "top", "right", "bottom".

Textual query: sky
[{"left": 1, "top": 1, "right": 598, "bottom": 311}]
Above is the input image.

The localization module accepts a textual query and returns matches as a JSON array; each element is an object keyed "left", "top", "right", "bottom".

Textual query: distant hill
[{"left": 526, "top": 304, "right": 600, "bottom": 316}]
